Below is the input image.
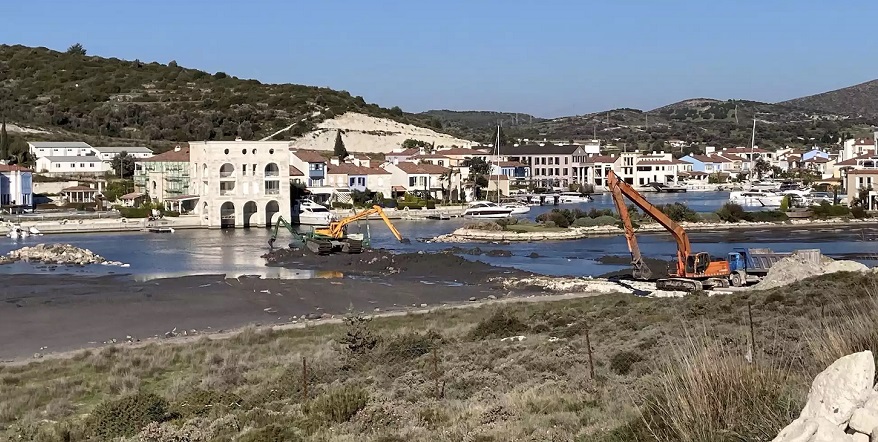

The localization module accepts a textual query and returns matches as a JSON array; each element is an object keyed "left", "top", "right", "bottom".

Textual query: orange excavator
[
  {"left": 607, "top": 170, "right": 730, "bottom": 291},
  {"left": 270, "top": 205, "right": 408, "bottom": 254}
]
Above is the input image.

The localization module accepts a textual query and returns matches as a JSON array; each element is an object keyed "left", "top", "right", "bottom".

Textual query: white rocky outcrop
[
  {"left": 2, "top": 243, "right": 126, "bottom": 266},
  {"left": 772, "top": 351, "right": 877, "bottom": 442},
  {"left": 289, "top": 112, "right": 475, "bottom": 154}
]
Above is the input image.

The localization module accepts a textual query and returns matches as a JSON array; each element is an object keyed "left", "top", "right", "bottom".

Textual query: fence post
[
  {"left": 585, "top": 325, "right": 595, "bottom": 379},
  {"left": 302, "top": 356, "right": 308, "bottom": 400},
  {"left": 748, "top": 302, "right": 756, "bottom": 363},
  {"left": 432, "top": 347, "right": 440, "bottom": 399}
]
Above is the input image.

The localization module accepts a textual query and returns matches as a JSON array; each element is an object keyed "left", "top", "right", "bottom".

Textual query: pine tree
[
  {"left": 0, "top": 119, "right": 8, "bottom": 161},
  {"left": 334, "top": 131, "right": 348, "bottom": 159}
]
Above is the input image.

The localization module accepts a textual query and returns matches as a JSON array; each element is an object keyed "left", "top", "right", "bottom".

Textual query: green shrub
[
  {"left": 609, "top": 350, "right": 644, "bottom": 375},
  {"left": 811, "top": 201, "right": 850, "bottom": 218},
  {"left": 536, "top": 210, "right": 571, "bottom": 228},
  {"left": 305, "top": 386, "right": 369, "bottom": 424},
  {"left": 397, "top": 201, "right": 425, "bottom": 210},
  {"left": 87, "top": 392, "right": 169, "bottom": 438},
  {"left": 464, "top": 221, "right": 503, "bottom": 231},
  {"left": 163, "top": 210, "right": 180, "bottom": 217},
  {"left": 379, "top": 330, "right": 443, "bottom": 363},
  {"left": 331, "top": 202, "right": 353, "bottom": 209},
  {"left": 657, "top": 202, "right": 701, "bottom": 222},
  {"left": 716, "top": 203, "right": 747, "bottom": 222},
  {"left": 851, "top": 206, "right": 868, "bottom": 219},
  {"left": 425, "top": 201, "right": 436, "bottom": 209},
  {"left": 116, "top": 207, "right": 152, "bottom": 218},
  {"left": 572, "top": 215, "right": 617, "bottom": 227},
  {"left": 587, "top": 208, "right": 615, "bottom": 218},
  {"left": 748, "top": 210, "right": 788, "bottom": 222},
  {"left": 382, "top": 198, "right": 398, "bottom": 208},
  {"left": 469, "top": 309, "right": 528, "bottom": 340}
]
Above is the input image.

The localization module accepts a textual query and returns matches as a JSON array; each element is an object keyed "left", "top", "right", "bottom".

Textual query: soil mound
[{"left": 754, "top": 252, "right": 869, "bottom": 290}]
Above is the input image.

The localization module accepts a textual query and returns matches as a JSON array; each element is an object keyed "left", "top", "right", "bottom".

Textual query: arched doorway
[
  {"left": 265, "top": 200, "right": 280, "bottom": 228},
  {"left": 220, "top": 201, "right": 235, "bottom": 228},
  {"left": 242, "top": 201, "right": 258, "bottom": 228}
]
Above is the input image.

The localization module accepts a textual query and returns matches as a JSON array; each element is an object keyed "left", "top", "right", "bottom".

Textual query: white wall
[
  {"left": 0, "top": 171, "right": 33, "bottom": 206},
  {"left": 35, "top": 157, "right": 110, "bottom": 174}
]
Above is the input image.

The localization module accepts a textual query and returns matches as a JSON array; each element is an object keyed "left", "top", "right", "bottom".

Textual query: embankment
[
  {"left": 431, "top": 218, "right": 878, "bottom": 242},
  {"left": 0, "top": 215, "right": 203, "bottom": 235}
]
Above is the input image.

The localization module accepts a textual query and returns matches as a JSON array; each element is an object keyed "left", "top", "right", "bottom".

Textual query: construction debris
[{"left": 753, "top": 251, "right": 869, "bottom": 291}]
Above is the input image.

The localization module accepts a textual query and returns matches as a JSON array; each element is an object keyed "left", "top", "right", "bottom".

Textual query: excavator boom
[
  {"left": 314, "top": 205, "right": 405, "bottom": 242},
  {"left": 606, "top": 170, "right": 729, "bottom": 289}
]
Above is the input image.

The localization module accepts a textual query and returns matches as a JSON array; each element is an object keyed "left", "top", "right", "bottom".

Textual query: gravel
[{"left": 753, "top": 252, "right": 869, "bottom": 290}]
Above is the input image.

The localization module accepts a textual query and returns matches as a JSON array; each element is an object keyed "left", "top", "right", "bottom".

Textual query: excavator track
[
  {"left": 305, "top": 238, "right": 333, "bottom": 255},
  {"left": 656, "top": 278, "right": 703, "bottom": 292},
  {"left": 340, "top": 239, "right": 364, "bottom": 254}
]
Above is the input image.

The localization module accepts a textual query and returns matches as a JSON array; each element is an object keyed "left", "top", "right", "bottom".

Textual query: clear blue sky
[{"left": 3, "top": 0, "right": 877, "bottom": 117}]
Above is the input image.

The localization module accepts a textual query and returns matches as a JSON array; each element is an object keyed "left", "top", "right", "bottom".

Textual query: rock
[
  {"left": 487, "top": 295, "right": 497, "bottom": 300},
  {"left": 469, "top": 297, "right": 477, "bottom": 302},
  {"left": 850, "top": 408, "right": 878, "bottom": 434},
  {"left": 799, "top": 351, "right": 875, "bottom": 426},
  {"left": 500, "top": 335, "right": 525, "bottom": 342},
  {"left": 419, "top": 303, "right": 427, "bottom": 308},
  {"left": 33, "top": 352, "right": 42, "bottom": 359},
  {"left": 871, "top": 426, "right": 878, "bottom": 442},
  {"left": 810, "top": 418, "right": 850, "bottom": 442},
  {"left": 852, "top": 433, "right": 869, "bottom": 442},
  {"left": 771, "top": 418, "right": 818, "bottom": 442}
]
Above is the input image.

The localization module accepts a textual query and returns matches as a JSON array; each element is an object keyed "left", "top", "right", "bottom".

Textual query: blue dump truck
[{"left": 726, "top": 248, "right": 794, "bottom": 286}]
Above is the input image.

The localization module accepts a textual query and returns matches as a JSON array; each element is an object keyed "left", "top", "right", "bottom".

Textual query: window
[
  {"left": 409, "top": 176, "right": 417, "bottom": 187},
  {"left": 89, "top": 163, "right": 94, "bottom": 168},
  {"left": 80, "top": 163, "right": 85, "bottom": 168},
  {"left": 264, "top": 163, "right": 279, "bottom": 177},
  {"left": 242, "top": 164, "right": 247, "bottom": 176},
  {"left": 555, "top": 157, "right": 560, "bottom": 165},
  {"left": 70, "top": 163, "right": 76, "bottom": 168},
  {"left": 565, "top": 157, "right": 569, "bottom": 165},
  {"left": 252, "top": 164, "right": 257, "bottom": 174},
  {"left": 563, "top": 168, "right": 568, "bottom": 176},
  {"left": 263, "top": 180, "right": 279, "bottom": 195},
  {"left": 554, "top": 168, "right": 559, "bottom": 175},
  {"left": 54, "top": 163, "right": 59, "bottom": 168}
]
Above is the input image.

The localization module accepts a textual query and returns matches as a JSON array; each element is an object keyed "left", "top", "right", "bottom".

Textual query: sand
[{"left": 753, "top": 252, "right": 869, "bottom": 290}]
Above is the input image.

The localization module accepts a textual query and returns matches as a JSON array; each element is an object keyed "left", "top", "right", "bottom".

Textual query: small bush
[
  {"left": 748, "top": 210, "right": 788, "bottom": 222},
  {"left": 382, "top": 199, "right": 398, "bottom": 208},
  {"left": 469, "top": 309, "right": 529, "bottom": 340},
  {"left": 331, "top": 202, "right": 353, "bottom": 209},
  {"left": 464, "top": 221, "right": 502, "bottom": 231},
  {"left": 425, "top": 201, "right": 436, "bottom": 209},
  {"left": 339, "top": 314, "right": 378, "bottom": 355},
  {"left": 811, "top": 201, "right": 850, "bottom": 218},
  {"left": 851, "top": 205, "right": 868, "bottom": 219},
  {"left": 536, "top": 210, "right": 571, "bottom": 228},
  {"left": 572, "top": 215, "right": 617, "bottom": 227},
  {"left": 163, "top": 210, "right": 180, "bottom": 217},
  {"left": 609, "top": 350, "right": 643, "bottom": 375},
  {"left": 716, "top": 203, "right": 747, "bottom": 222},
  {"left": 117, "top": 207, "right": 152, "bottom": 218},
  {"left": 380, "top": 330, "right": 443, "bottom": 363},
  {"left": 306, "top": 386, "right": 369, "bottom": 424},
  {"left": 397, "top": 201, "right": 425, "bottom": 210},
  {"left": 657, "top": 202, "right": 701, "bottom": 223},
  {"left": 587, "top": 208, "right": 615, "bottom": 218},
  {"left": 171, "top": 389, "right": 241, "bottom": 418},
  {"left": 87, "top": 392, "right": 169, "bottom": 438}
]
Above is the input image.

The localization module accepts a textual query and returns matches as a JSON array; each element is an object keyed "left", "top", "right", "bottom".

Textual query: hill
[
  {"left": 0, "top": 44, "right": 461, "bottom": 153},
  {"left": 418, "top": 110, "right": 545, "bottom": 142},
  {"left": 779, "top": 79, "right": 878, "bottom": 119}
]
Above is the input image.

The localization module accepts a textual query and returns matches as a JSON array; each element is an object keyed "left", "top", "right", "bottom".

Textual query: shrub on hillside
[
  {"left": 657, "top": 202, "right": 701, "bottom": 223},
  {"left": 536, "top": 210, "right": 571, "bottom": 228},
  {"left": 87, "top": 392, "right": 170, "bottom": 438},
  {"left": 238, "top": 424, "right": 304, "bottom": 442},
  {"left": 464, "top": 221, "right": 503, "bottom": 231},
  {"left": 379, "top": 330, "right": 443, "bottom": 363},
  {"left": 305, "top": 385, "right": 369, "bottom": 424},
  {"left": 572, "top": 215, "right": 618, "bottom": 227},
  {"left": 469, "top": 309, "right": 528, "bottom": 340},
  {"left": 171, "top": 389, "right": 242, "bottom": 418},
  {"left": 609, "top": 350, "right": 644, "bottom": 375}
]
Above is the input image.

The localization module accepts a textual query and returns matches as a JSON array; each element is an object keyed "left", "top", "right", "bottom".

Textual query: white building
[
  {"left": 92, "top": 146, "right": 154, "bottom": 161},
  {"left": 381, "top": 161, "right": 449, "bottom": 199},
  {"left": 27, "top": 141, "right": 95, "bottom": 159},
  {"left": 188, "top": 140, "right": 292, "bottom": 228},
  {"left": 35, "top": 156, "right": 110, "bottom": 176},
  {"left": 0, "top": 164, "right": 33, "bottom": 207}
]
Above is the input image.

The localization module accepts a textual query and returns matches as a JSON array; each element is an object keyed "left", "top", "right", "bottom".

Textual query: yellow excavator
[
  {"left": 607, "top": 170, "right": 731, "bottom": 291},
  {"left": 269, "top": 205, "right": 408, "bottom": 254}
]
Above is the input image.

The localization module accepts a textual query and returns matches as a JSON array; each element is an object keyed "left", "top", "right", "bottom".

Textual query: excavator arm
[
  {"left": 607, "top": 170, "right": 692, "bottom": 278},
  {"left": 319, "top": 205, "right": 405, "bottom": 242},
  {"left": 267, "top": 216, "right": 303, "bottom": 249}
]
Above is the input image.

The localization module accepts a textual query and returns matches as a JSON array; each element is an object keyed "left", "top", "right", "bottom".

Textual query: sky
[{"left": 3, "top": 0, "right": 877, "bottom": 118}]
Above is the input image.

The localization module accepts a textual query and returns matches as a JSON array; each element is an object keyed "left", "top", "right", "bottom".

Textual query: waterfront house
[
  {"left": 92, "top": 146, "right": 154, "bottom": 162},
  {"left": 326, "top": 161, "right": 392, "bottom": 197},
  {"left": 189, "top": 140, "right": 292, "bottom": 228},
  {"left": 491, "top": 161, "right": 530, "bottom": 183},
  {"left": 119, "top": 192, "right": 146, "bottom": 208},
  {"left": 289, "top": 165, "right": 305, "bottom": 185},
  {"left": 35, "top": 155, "right": 109, "bottom": 176},
  {"left": 433, "top": 147, "right": 489, "bottom": 167},
  {"left": 381, "top": 161, "right": 449, "bottom": 199},
  {"left": 27, "top": 141, "right": 94, "bottom": 159},
  {"left": 385, "top": 148, "right": 419, "bottom": 164},
  {"left": 0, "top": 164, "right": 33, "bottom": 208},
  {"left": 680, "top": 154, "right": 724, "bottom": 174},
  {"left": 580, "top": 155, "right": 617, "bottom": 189},
  {"left": 289, "top": 150, "right": 327, "bottom": 187},
  {"left": 134, "top": 146, "right": 191, "bottom": 202},
  {"left": 61, "top": 185, "right": 98, "bottom": 203},
  {"left": 845, "top": 169, "right": 878, "bottom": 208},
  {"left": 841, "top": 138, "right": 877, "bottom": 162}
]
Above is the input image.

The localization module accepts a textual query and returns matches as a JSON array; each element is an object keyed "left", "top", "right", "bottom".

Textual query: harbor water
[{"left": 1, "top": 191, "right": 876, "bottom": 279}]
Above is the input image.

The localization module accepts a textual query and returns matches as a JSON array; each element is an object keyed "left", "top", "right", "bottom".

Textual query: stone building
[{"left": 188, "top": 140, "right": 291, "bottom": 228}]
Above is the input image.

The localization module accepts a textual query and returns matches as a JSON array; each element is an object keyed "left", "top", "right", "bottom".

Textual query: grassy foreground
[{"left": 3, "top": 272, "right": 878, "bottom": 441}]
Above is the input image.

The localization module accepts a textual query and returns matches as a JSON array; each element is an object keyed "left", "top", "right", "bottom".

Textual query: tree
[
  {"left": 0, "top": 119, "right": 8, "bottom": 160},
  {"left": 753, "top": 157, "right": 771, "bottom": 179},
  {"left": 66, "top": 43, "right": 86, "bottom": 56},
  {"left": 464, "top": 157, "right": 490, "bottom": 177},
  {"left": 334, "top": 130, "right": 348, "bottom": 159},
  {"left": 389, "top": 106, "right": 403, "bottom": 117},
  {"left": 111, "top": 152, "right": 135, "bottom": 178}
]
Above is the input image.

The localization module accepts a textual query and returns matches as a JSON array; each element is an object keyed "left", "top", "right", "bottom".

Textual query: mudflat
[{"left": 0, "top": 250, "right": 526, "bottom": 360}]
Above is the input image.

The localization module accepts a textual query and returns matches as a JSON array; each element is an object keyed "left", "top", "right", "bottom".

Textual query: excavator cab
[{"left": 683, "top": 252, "right": 711, "bottom": 275}]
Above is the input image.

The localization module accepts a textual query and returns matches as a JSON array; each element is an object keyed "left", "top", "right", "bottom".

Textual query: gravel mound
[
  {"left": 753, "top": 251, "right": 869, "bottom": 290},
  {"left": 2, "top": 243, "right": 126, "bottom": 266}
]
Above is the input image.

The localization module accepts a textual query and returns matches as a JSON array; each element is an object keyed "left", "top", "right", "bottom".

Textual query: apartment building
[
  {"left": 28, "top": 141, "right": 94, "bottom": 159},
  {"left": 495, "top": 144, "right": 579, "bottom": 188},
  {"left": 189, "top": 140, "right": 291, "bottom": 228},
  {"left": 381, "top": 161, "right": 449, "bottom": 199},
  {"left": 134, "top": 146, "right": 191, "bottom": 202}
]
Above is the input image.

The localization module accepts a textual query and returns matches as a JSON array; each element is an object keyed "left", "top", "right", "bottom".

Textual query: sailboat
[
  {"left": 490, "top": 125, "right": 530, "bottom": 214},
  {"left": 463, "top": 125, "right": 520, "bottom": 218}
]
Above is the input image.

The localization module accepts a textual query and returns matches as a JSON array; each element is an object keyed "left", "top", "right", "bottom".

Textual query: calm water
[{"left": 2, "top": 192, "right": 875, "bottom": 279}]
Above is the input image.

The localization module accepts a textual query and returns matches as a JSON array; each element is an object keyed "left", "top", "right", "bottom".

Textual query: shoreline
[{"left": 432, "top": 218, "right": 877, "bottom": 242}]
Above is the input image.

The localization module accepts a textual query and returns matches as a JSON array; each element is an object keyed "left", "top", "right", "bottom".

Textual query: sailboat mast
[{"left": 495, "top": 124, "right": 501, "bottom": 203}]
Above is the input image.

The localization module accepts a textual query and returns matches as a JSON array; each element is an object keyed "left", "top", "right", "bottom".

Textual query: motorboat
[
  {"left": 293, "top": 199, "right": 334, "bottom": 225},
  {"left": 463, "top": 201, "right": 514, "bottom": 219},
  {"left": 499, "top": 200, "right": 531, "bottom": 215},
  {"left": 6, "top": 224, "right": 30, "bottom": 239},
  {"left": 728, "top": 191, "right": 784, "bottom": 207},
  {"left": 557, "top": 192, "right": 593, "bottom": 204}
]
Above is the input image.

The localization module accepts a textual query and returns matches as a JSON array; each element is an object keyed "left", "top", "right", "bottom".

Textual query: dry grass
[{"left": 2, "top": 272, "right": 878, "bottom": 441}]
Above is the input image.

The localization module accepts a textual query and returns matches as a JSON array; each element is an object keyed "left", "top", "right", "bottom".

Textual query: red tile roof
[
  {"left": 836, "top": 152, "right": 878, "bottom": 166},
  {"left": 804, "top": 157, "right": 830, "bottom": 163},
  {"left": 62, "top": 186, "right": 97, "bottom": 192},
  {"left": 497, "top": 161, "right": 527, "bottom": 167},
  {"left": 0, "top": 164, "right": 32, "bottom": 172},
  {"left": 387, "top": 148, "right": 419, "bottom": 157},
  {"left": 289, "top": 165, "right": 304, "bottom": 176},
  {"left": 327, "top": 163, "right": 390, "bottom": 175},
  {"left": 291, "top": 150, "right": 327, "bottom": 163},
  {"left": 410, "top": 154, "right": 451, "bottom": 160},
  {"left": 722, "top": 147, "right": 769, "bottom": 154},
  {"left": 120, "top": 192, "right": 144, "bottom": 200},
  {"left": 434, "top": 148, "right": 488, "bottom": 156},
  {"left": 583, "top": 155, "right": 616, "bottom": 164},
  {"left": 393, "top": 162, "right": 450, "bottom": 174},
  {"left": 139, "top": 147, "right": 189, "bottom": 162},
  {"left": 854, "top": 138, "right": 875, "bottom": 145}
]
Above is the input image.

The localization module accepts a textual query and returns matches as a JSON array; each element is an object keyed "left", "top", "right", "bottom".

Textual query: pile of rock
[
  {"left": 3, "top": 243, "right": 125, "bottom": 266},
  {"left": 772, "top": 351, "right": 877, "bottom": 442},
  {"left": 754, "top": 251, "right": 869, "bottom": 290}
]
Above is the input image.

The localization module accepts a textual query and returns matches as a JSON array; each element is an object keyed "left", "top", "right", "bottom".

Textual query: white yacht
[
  {"left": 463, "top": 201, "right": 514, "bottom": 219},
  {"left": 499, "top": 200, "right": 531, "bottom": 215},
  {"left": 728, "top": 191, "right": 784, "bottom": 207},
  {"left": 557, "top": 192, "right": 593, "bottom": 204},
  {"left": 293, "top": 199, "right": 334, "bottom": 225}
]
